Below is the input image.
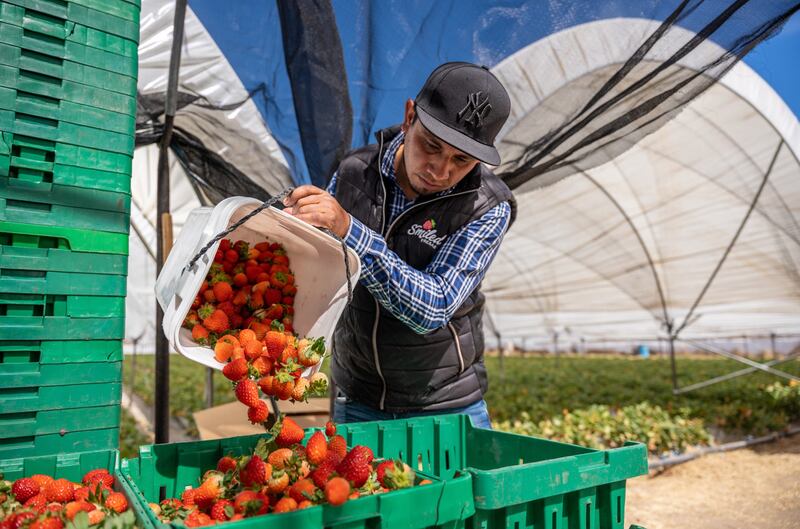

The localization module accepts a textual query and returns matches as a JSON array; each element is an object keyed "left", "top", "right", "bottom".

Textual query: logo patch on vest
[{"left": 408, "top": 218, "right": 447, "bottom": 249}]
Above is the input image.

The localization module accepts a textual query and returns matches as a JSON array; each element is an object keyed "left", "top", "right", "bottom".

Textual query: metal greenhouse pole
[{"left": 155, "top": 0, "right": 188, "bottom": 444}]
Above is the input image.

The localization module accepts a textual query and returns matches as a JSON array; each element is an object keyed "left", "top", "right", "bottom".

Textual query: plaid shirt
[{"left": 327, "top": 131, "right": 511, "bottom": 334}]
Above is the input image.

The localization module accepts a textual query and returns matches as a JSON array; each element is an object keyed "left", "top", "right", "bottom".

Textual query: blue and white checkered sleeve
[{"left": 343, "top": 201, "right": 511, "bottom": 334}]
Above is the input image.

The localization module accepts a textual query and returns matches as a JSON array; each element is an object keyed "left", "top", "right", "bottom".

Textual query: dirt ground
[{"left": 625, "top": 434, "right": 800, "bottom": 529}]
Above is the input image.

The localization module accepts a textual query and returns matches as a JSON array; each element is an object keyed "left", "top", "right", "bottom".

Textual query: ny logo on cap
[{"left": 457, "top": 91, "right": 492, "bottom": 129}]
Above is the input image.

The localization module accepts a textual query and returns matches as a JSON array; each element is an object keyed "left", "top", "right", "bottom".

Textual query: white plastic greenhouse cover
[
  {"left": 483, "top": 19, "right": 800, "bottom": 345},
  {"left": 124, "top": 16, "right": 800, "bottom": 352}
]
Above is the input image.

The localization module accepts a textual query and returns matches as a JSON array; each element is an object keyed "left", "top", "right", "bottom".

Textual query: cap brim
[{"left": 416, "top": 105, "right": 501, "bottom": 166}]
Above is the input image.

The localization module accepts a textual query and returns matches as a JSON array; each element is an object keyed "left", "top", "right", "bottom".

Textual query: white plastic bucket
[{"left": 155, "top": 196, "right": 361, "bottom": 371}]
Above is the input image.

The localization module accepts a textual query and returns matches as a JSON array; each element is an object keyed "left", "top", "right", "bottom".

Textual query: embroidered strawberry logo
[{"left": 422, "top": 219, "right": 436, "bottom": 231}]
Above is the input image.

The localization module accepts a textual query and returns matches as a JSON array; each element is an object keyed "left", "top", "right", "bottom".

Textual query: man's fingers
[{"left": 284, "top": 185, "right": 324, "bottom": 206}]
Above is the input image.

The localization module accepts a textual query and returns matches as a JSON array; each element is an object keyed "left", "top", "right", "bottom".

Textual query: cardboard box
[{"left": 193, "top": 398, "right": 330, "bottom": 440}]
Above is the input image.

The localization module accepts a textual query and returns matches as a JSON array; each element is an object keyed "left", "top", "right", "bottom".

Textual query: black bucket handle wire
[{"left": 181, "top": 188, "right": 354, "bottom": 304}]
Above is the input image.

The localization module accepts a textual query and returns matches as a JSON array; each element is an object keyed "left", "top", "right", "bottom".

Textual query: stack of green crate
[{"left": 0, "top": 0, "right": 139, "bottom": 458}]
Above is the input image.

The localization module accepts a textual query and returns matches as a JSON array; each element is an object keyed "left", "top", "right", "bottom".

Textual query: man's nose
[{"left": 428, "top": 156, "right": 451, "bottom": 181}]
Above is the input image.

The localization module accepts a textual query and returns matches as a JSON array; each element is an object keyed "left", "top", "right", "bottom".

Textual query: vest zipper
[
  {"left": 447, "top": 322, "right": 466, "bottom": 374},
  {"left": 374, "top": 131, "right": 389, "bottom": 410}
]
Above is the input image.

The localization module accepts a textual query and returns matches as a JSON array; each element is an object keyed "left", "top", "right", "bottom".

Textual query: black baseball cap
[{"left": 414, "top": 62, "right": 511, "bottom": 166}]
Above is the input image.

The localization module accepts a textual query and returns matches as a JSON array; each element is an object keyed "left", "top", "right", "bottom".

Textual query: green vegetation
[{"left": 122, "top": 353, "right": 800, "bottom": 454}]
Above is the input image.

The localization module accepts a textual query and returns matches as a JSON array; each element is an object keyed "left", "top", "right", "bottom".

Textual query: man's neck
[{"left": 393, "top": 144, "right": 419, "bottom": 200}]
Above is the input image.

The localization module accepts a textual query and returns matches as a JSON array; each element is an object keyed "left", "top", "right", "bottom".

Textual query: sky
[{"left": 743, "top": 12, "right": 800, "bottom": 118}]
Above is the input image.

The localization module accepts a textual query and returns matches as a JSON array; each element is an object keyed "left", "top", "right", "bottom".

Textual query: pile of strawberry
[
  {"left": 149, "top": 418, "right": 430, "bottom": 527},
  {"left": 183, "top": 237, "right": 329, "bottom": 425},
  {"left": 0, "top": 469, "right": 135, "bottom": 529},
  {"left": 217, "top": 328, "right": 328, "bottom": 426},
  {"left": 184, "top": 238, "right": 297, "bottom": 343}
]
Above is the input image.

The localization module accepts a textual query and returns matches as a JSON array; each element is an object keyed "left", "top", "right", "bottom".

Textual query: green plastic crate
[
  {"left": 0, "top": 133, "right": 134, "bottom": 193},
  {"left": 0, "top": 404, "right": 120, "bottom": 440},
  {"left": 0, "top": 292, "right": 125, "bottom": 340},
  {"left": 119, "top": 432, "right": 475, "bottom": 529},
  {"left": 0, "top": 85, "right": 136, "bottom": 135},
  {"left": 0, "top": 268, "right": 126, "bottom": 296},
  {"left": 0, "top": 42, "right": 137, "bottom": 97},
  {"left": 0, "top": 339, "right": 122, "bottom": 384},
  {"left": 0, "top": 60, "right": 136, "bottom": 115},
  {"left": 0, "top": 108, "right": 134, "bottom": 155},
  {"left": 1, "top": 177, "right": 131, "bottom": 216},
  {"left": 0, "top": 20, "right": 137, "bottom": 78},
  {"left": 0, "top": 380, "right": 121, "bottom": 414},
  {"left": 0, "top": 194, "right": 131, "bottom": 233},
  {"left": 3, "top": 0, "right": 140, "bottom": 43},
  {"left": 0, "top": 233, "right": 128, "bottom": 275},
  {"left": 0, "top": 449, "right": 144, "bottom": 527},
  {"left": 0, "top": 427, "right": 118, "bottom": 458},
  {"left": 0, "top": 220, "right": 129, "bottom": 254},
  {"left": 335, "top": 415, "right": 649, "bottom": 529}
]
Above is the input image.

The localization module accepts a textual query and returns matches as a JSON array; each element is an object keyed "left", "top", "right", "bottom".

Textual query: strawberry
[
  {"left": 267, "top": 471, "right": 290, "bottom": 495},
  {"left": 248, "top": 321, "right": 269, "bottom": 340},
  {"left": 272, "top": 373, "right": 295, "bottom": 401},
  {"left": 203, "top": 289, "right": 216, "bottom": 303},
  {"left": 11, "top": 478, "right": 40, "bottom": 503},
  {"left": 281, "top": 315, "right": 294, "bottom": 334},
  {"left": 272, "top": 254, "right": 289, "bottom": 266},
  {"left": 64, "top": 501, "right": 95, "bottom": 520},
  {"left": 291, "top": 378, "right": 310, "bottom": 401},
  {"left": 210, "top": 499, "right": 234, "bottom": 521},
  {"left": 217, "top": 301, "right": 237, "bottom": 320},
  {"left": 264, "top": 288, "right": 282, "bottom": 306},
  {"left": 181, "top": 488, "right": 196, "bottom": 507},
  {"left": 232, "top": 288, "right": 250, "bottom": 306},
  {"left": 247, "top": 400, "right": 269, "bottom": 425},
  {"left": 267, "top": 448, "right": 294, "bottom": 470},
  {"left": 264, "top": 329, "right": 287, "bottom": 359},
  {"left": 274, "top": 416, "right": 304, "bottom": 447},
  {"left": 288, "top": 479, "right": 317, "bottom": 504},
  {"left": 245, "top": 266, "right": 261, "bottom": 284},
  {"left": 29, "top": 475, "right": 53, "bottom": 489},
  {"left": 184, "top": 511, "right": 212, "bottom": 527},
  {"left": 219, "top": 239, "right": 232, "bottom": 252},
  {"left": 45, "top": 478, "right": 74, "bottom": 503},
  {"left": 258, "top": 375, "right": 275, "bottom": 396},
  {"left": 251, "top": 356, "right": 272, "bottom": 376},
  {"left": 282, "top": 296, "right": 294, "bottom": 306},
  {"left": 224, "top": 249, "right": 239, "bottom": 263},
  {"left": 324, "top": 477, "right": 350, "bottom": 506},
  {"left": 232, "top": 273, "right": 248, "bottom": 288},
  {"left": 280, "top": 342, "right": 299, "bottom": 364},
  {"left": 183, "top": 310, "right": 201, "bottom": 329},
  {"left": 233, "top": 490, "right": 267, "bottom": 515},
  {"left": 234, "top": 379, "right": 260, "bottom": 408},
  {"left": 325, "top": 421, "right": 337, "bottom": 438},
  {"left": 214, "top": 341, "right": 234, "bottom": 363},
  {"left": 298, "top": 337, "right": 325, "bottom": 367},
  {"left": 376, "top": 460, "right": 414, "bottom": 489},
  {"left": 243, "top": 339, "right": 263, "bottom": 361},
  {"left": 328, "top": 435, "right": 347, "bottom": 462},
  {"left": 30, "top": 518, "right": 63, "bottom": 529},
  {"left": 262, "top": 304, "right": 284, "bottom": 322},
  {"left": 104, "top": 492, "right": 128, "bottom": 513},
  {"left": 202, "top": 308, "right": 230, "bottom": 334},
  {"left": 311, "top": 462, "right": 336, "bottom": 489},
  {"left": 282, "top": 284, "right": 298, "bottom": 296},
  {"left": 191, "top": 324, "right": 209, "bottom": 343},
  {"left": 234, "top": 240, "right": 250, "bottom": 259},
  {"left": 297, "top": 500, "right": 313, "bottom": 510},
  {"left": 212, "top": 282, "right": 233, "bottom": 302},
  {"left": 23, "top": 494, "right": 48, "bottom": 513},
  {"left": 336, "top": 446, "right": 373, "bottom": 488},
  {"left": 217, "top": 456, "right": 237, "bottom": 474},
  {"left": 87, "top": 510, "right": 105, "bottom": 526},
  {"left": 218, "top": 334, "right": 241, "bottom": 348},
  {"left": 240, "top": 455, "right": 269, "bottom": 488},
  {"left": 305, "top": 431, "right": 328, "bottom": 465},
  {"left": 222, "top": 358, "right": 249, "bottom": 381},
  {"left": 272, "top": 497, "right": 297, "bottom": 513}
]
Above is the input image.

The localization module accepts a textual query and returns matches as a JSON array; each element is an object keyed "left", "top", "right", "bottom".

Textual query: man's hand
[{"left": 283, "top": 185, "right": 351, "bottom": 238}]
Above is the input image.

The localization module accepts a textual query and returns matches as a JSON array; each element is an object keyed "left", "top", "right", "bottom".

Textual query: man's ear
[{"left": 401, "top": 99, "right": 415, "bottom": 132}]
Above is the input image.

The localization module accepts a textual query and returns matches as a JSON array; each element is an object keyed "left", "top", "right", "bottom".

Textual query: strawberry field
[{"left": 122, "top": 353, "right": 800, "bottom": 457}]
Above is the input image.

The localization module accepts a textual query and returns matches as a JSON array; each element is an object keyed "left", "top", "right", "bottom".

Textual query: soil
[{"left": 625, "top": 433, "right": 800, "bottom": 529}]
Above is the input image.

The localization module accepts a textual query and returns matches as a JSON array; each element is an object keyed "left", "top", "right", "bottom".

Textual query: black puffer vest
[{"left": 331, "top": 126, "right": 515, "bottom": 412}]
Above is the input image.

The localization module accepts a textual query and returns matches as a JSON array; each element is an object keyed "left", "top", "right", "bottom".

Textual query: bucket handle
[{"left": 181, "top": 187, "right": 354, "bottom": 303}]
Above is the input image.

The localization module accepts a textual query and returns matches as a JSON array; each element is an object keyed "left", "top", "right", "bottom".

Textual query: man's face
[{"left": 400, "top": 100, "right": 480, "bottom": 196}]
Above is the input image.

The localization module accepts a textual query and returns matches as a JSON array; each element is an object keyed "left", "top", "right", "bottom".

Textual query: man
[{"left": 283, "top": 62, "right": 514, "bottom": 428}]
